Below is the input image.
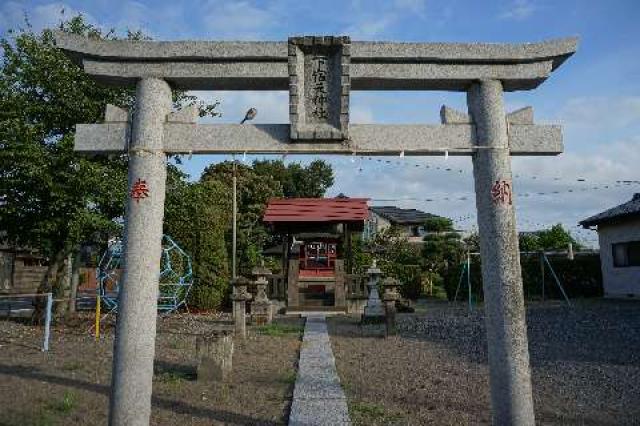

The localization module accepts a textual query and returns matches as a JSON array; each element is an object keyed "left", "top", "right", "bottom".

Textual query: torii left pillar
[{"left": 109, "top": 78, "right": 171, "bottom": 426}]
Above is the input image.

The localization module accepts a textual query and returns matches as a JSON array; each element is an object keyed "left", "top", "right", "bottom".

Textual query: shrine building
[{"left": 263, "top": 197, "right": 369, "bottom": 312}]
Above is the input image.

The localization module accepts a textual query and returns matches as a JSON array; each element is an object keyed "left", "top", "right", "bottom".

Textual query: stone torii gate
[{"left": 55, "top": 32, "right": 577, "bottom": 425}]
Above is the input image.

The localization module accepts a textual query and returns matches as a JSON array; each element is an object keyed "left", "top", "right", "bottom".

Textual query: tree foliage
[
  {"left": 0, "top": 15, "right": 218, "bottom": 316},
  {"left": 422, "top": 217, "right": 464, "bottom": 273},
  {"left": 200, "top": 161, "right": 284, "bottom": 277},
  {"left": 519, "top": 224, "right": 582, "bottom": 252},
  {"left": 164, "top": 165, "right": 231, "bottom": 309},
  {"left": 252, "top": 159, "right": 334, "bottom": 198},
  {"left": 0, "top": 17, "right": 135, "bottom": 315}
]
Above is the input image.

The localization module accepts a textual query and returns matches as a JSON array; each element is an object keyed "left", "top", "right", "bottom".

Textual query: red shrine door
[{"left": 299, "top": 240, "right": 337, "bottom": 278}]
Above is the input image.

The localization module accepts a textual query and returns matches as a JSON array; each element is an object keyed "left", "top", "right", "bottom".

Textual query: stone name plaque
[{"left": 288, "top": 36, "right": 350, "bottom": 141}]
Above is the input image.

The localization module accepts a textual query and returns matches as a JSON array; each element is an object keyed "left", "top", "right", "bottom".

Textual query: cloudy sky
[{"left": 2, "top": 0, "right": 639, "bottom": 247}]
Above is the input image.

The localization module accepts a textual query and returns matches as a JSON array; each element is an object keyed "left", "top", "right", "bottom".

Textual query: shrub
[
  {"left": 443, "top": 253, "right": 602, "bottom": 301},
  {"left": 188, "top": 275, "right": 230, "bottom": 310}
]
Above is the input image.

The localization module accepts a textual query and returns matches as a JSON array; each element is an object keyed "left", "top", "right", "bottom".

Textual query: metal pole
[
  {"left": 467, "top": 252, "right": 472, "bottom": 310},
  {"left": 453, "top": 263, "right": 465, "bottom": 303},
  {"left": 232, "top": 161, "right": 237, "bottom": 279},
  {"left": 540, "top": 251, "right": 545, "bottom": 302},
  {"left": 468, "top": 80, "right": 535, "bottom": 425},
  {"left": 95, "top": 293, "right": 101, "bottom": 340},
  {"left": 109, "top": 77, "right": 171, "bottom": 426},
  {"left": 42, "top": 292, "right": 53, "bottom": 352},
  {"left": 544, "top": 254, "right": 572, "bottom": 307}
]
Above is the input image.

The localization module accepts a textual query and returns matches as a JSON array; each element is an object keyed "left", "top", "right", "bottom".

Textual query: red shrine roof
[{"left": 263, "top": 198, "right": 369, "bottom": 223}]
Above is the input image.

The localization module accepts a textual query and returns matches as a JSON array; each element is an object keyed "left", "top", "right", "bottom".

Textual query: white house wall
[{"left": 598, "top": 218, "right": 640, "bottom": 297}]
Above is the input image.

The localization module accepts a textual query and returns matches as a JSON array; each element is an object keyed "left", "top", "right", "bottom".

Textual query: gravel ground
[
  {"left": 0, "top": 313, "right": 303, "bottom": 426},
  {"left": 328, "top": 299, "right": 640, "bottom": 425}
]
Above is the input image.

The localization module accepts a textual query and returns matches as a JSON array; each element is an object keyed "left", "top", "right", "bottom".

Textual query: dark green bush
[{"left": 443, "top": 253, "right": 602, "bottom": 301}]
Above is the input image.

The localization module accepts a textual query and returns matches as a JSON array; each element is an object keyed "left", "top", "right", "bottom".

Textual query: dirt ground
[
  {"left": 0, "top": 313, "right": 303, "bottom": 426},
  {"left": 328, "top": 299, "right": 640, "bottom": 426}
]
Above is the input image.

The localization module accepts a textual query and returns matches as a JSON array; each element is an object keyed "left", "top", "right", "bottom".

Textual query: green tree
[
  {"left": 252, "top": 159, "right": 334, "bottom": 198},
  {"left": 364, "top": 226, "right": 422, "bottom": 298},
  {"left": 421, "top": 217, "right": 465, "bottom": 299},
  {"left": 201, "top": 161, "right": 284, "bottom": 276},
  {"left": 518, "top": 224, "right": 582, "bottom": 252},
  {"left": 0, "top": 15, "right": 218, "bottom": 317},
  {"left": 164, "top": 166, "right": 231, "bottom": 309},
  {"left": 0, "top": 17, "right": 135, "bottom": 318}
]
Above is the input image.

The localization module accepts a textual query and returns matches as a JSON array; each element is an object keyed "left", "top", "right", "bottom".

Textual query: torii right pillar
[{"left": 468, "top": 79, "right": 535, "bottom": 425}]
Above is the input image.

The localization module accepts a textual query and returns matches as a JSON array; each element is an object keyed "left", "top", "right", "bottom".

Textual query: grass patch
[
  {"left": 257, "top": 323, "right": 304, "bottom": 337},
  {"left": 32, "top": 411, "right": 56, "bottom": 426},
  {"left": 61, "top": 361, "right": 82, "bottom": 371},
  {"left": 279, "top": 369, "right": 297, "bottom": 385},
  {"left": 155, "top": 370, "right": 191, "bottom": 388},
  {"left": 45, "top": 390, "right": 75, "bottom": 415},
  {"left": 351, "top": 401, "right": 405, "bottom": 425},
  {"left": 165, "top": 336, "right": 187, "bottom": 350}
]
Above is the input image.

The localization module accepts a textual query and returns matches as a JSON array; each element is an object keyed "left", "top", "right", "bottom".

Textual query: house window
[{"left": 612, "top": 241, "right": 640, "bottom": 267}]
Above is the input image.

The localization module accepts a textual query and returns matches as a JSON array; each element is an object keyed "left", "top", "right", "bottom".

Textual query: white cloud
[
  {"left": 0, "top": 1, "right": 96, "bottom": 34},
  {"left": 559, "top": 96, "right": 640, "bottom": 131},
  {"left": 342, "top": 0, "right": 428, "bottom": 39},
  {"left": 499, "top": 0, "right": 536, "bottom": 21}
]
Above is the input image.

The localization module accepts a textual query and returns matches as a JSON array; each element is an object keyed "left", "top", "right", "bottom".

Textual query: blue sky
[{"left": 2, "top": 0, "right": 639, "bottom": 247}]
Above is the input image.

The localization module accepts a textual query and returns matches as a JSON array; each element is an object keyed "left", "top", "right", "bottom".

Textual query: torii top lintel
[{"left": 54, "top": 32, "right": 577, "bottom": 92}]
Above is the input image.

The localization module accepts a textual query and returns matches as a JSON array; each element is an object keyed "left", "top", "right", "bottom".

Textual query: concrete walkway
[{"left": 289, "top": 314, "right": 351, "bottom": 426}]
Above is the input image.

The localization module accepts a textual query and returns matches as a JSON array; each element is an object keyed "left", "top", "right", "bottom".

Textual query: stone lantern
[{"left": 363, "top": 260, "right": 385, "bottom": 321}]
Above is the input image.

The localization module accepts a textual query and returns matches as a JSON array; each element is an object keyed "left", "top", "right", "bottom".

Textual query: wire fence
[
  {"left": 0, "top": 292, "right": 106, "bottom": 352},
  {"left": 0, "top": 293, "right": 52, "bottom": 351}
]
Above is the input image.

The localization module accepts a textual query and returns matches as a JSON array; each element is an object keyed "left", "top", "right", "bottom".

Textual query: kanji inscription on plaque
[
  {"left": 310, "top": 55, "right": 329, "bottom": 119},
  {"left": 288, "top": 36, "right": 350, "bottom": 141}
]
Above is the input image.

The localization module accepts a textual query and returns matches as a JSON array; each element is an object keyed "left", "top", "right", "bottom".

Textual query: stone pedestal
[
  {"left": 382, "top": 277, "right": 401, "bottom": 336},
  {"left": 334, "top": 260, "right": 346, "bottom": 308},
  {"left": 251, "top": 265, "right": 273, "bottom": 325},
  {"left": 363, "top": 261, "right": 385, "bottom": 322},
  {"left": 196, "top": 331, "right": 233, "bottom": 382},
  {"left": 231, "top": 277, "right": 252, "bottom": 339},
  {"left": 287, "top": 260, "right": 300, "bottom": 307}
]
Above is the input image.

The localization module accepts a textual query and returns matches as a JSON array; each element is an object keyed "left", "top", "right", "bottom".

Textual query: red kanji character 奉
[{"left": 130, "top": 178, "right": 150, "bottom": 203}]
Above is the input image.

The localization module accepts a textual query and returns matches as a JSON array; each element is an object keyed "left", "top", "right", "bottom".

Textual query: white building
[{"left": 580, "top": 193, "right": 640, "bottom": 298}]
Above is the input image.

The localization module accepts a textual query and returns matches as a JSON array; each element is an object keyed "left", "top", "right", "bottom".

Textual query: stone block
[
  {"left": 167, "top": 105, "right": 199, "bottom": 124},
  {"left": 507, "top": 106, "right": 534, "bottom": 124},
  {"left": 196, "top": 331, "right": 234, "bottom": 382},
  {"left": 252, "top": 301, "right": 272, "bottom": 325},
  {"left": 440, "top": 105, "right": 472, "bottom": 124},
  {"left": 104, "top": 104, "right": 129, "bottom": 123}
]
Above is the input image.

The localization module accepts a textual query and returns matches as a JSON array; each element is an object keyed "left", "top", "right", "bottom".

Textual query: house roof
[
  {"left": 263, "top": 198, "right": 369, "bottom": 223},
  {"left": 370, "top": 206, "right": 439, "bottom": 225},
  {"left": 580, "top": 193, "right": 640, "bottom": 228}
]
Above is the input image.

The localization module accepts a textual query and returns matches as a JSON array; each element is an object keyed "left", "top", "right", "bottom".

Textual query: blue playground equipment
[{"left": 97, "top": 235, "right": 193, "bottom": 313}]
